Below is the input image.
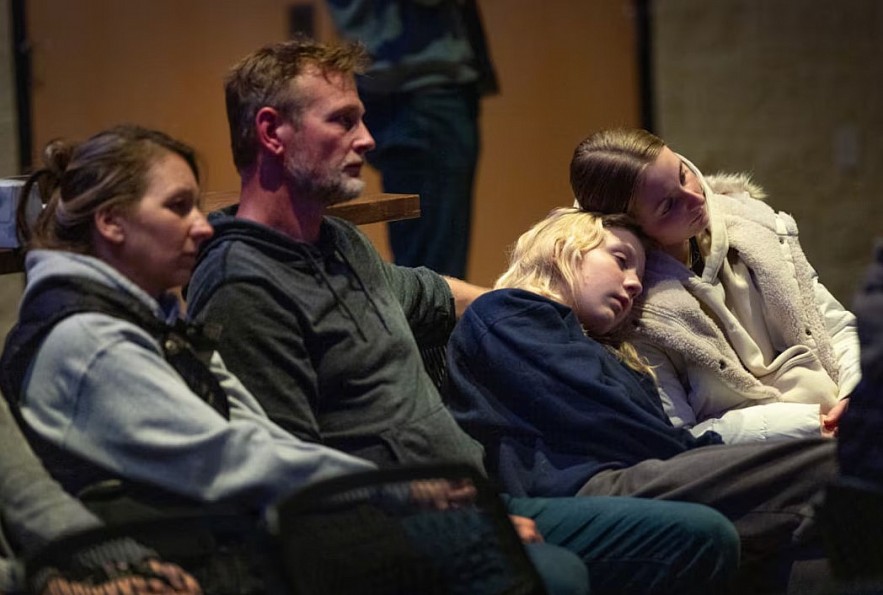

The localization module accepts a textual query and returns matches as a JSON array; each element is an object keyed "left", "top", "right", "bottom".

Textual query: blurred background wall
[
  {"left": 652, "top": 0, "right": 882, "bottom": 307},
  {"left": 0, "top": 0, "right": 23, "bottom": 336},
  {"left": 1, "top": 0, "right": 880, "bottom": 341}
]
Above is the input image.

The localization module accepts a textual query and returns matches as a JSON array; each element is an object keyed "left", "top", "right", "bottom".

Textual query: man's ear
[
  {"left": 93, "top": 207, "right": 126, "bottom": 245},
  {"left": 256, "top": 107, "right": 287, "bottom": 157}
]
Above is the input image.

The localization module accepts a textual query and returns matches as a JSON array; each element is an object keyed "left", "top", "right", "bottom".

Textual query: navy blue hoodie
[{"left": 447, "top": 289, "right": 722, "bottom": 498}]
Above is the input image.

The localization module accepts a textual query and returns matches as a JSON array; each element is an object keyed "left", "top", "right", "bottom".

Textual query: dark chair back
[
  {"left": 420, "top": 343, "right": 450, "bottom": 397},
  {"left": 822, "top": 478, "right": 883, "bottom": 580},
  {"left": 24, "top": 512, "right": 279, "bottom": 595},
  {"left": 268, "top": 464, "right": 545, "bottom": 595}
]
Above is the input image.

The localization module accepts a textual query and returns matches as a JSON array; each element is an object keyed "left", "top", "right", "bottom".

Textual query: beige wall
[
  {"left": 24, "top": 0, "right": 640, "bottom": 286},
  {"left": 0, "top": 0, "right": 639, "bottom": 339},
  {"left": 653, "top": 0, "right": 883, "bottom": 303},
  {"left": 10, "top": 2, "right": 877, "bottom": 323},
  {"left": 470, "top": 0, "right": 640, "bottom": 283}
]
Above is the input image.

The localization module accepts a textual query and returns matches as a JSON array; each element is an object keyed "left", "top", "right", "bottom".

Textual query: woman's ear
[
  {"left": 93, "top": 207, "right": 126, "bottom": 245},
  {"left": 255, "top": 107, "right": 287, "bottom": 157}
]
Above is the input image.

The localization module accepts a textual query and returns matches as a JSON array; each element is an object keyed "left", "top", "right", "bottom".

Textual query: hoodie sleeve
[
  {"left": 447, "top": 290, "right": 719, "bottom": 497},
  {"left": 813, "top": 273, "right": 861, "bottom": 399},
  {"left": 767, "top": 211, "right": 861, "bottom": 400},
  {"left": 675, "top": 398, "right": 823, "bottom": 443},
  {"left": 0, "top": 557, "right": 22, "bottom": 594},
  {"left": 643, "top": 342, "right": 824, "bottom": 442},
  {"left": 0, "top": 397, "right": 101, "bottom": 552},
  {"left": 20, "top": 312, "right": 374, "bottom": 510},
  {"left": 382, "top": 262, "right": 456, "bottom": 347},
  {"left": 328, "top": 218, "right": 456, "bottom": 347}
]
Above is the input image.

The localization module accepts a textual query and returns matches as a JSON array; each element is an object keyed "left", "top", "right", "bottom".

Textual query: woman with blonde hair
[
  {"left": 445, "top": 207, "right": 837, "bottom": 577},
  {"left": 570, "top": 128, "right": 859, "bottom": 443}
]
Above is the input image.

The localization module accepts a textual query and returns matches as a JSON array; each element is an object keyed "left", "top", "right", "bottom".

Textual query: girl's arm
[{"left": 642, "top": 342, "right": 824, "bottom": 443}]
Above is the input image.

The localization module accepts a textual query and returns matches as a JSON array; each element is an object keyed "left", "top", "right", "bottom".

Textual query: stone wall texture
[{"left": 653, "top": 0, "right": 883, "bottom": 302}]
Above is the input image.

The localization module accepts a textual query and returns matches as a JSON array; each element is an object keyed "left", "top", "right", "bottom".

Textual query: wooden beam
[
  {"left": 1, "top": 191, "right": 420, "bottom": 275},
  {"left": 201, "top": 191, "right": 421, "bottom": 226}
]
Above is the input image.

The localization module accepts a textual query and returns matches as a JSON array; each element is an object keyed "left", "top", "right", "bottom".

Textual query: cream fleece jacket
[{"left": 632, "top": 159, "right": 860, "bottom": 443}]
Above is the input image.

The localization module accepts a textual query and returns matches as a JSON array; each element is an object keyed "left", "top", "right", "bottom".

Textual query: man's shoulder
[
  {"left": 195, "top": 217, "right": 293, "bottom": 279},
  {"left": 322, "top": 216, "right": 379, "bottom": 255},
  {"left": 191, "top": 233, "right": 250, "bottom": 291},
  {"left": 188, "top": 221, "right": 283, "bottom": 314},
  {"left": 321, "top": 216, "right": 399, "bottom": 285}
]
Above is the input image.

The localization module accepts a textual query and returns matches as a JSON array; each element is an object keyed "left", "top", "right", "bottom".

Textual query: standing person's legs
[
  {"left": 363, "top": 86, "right": 479, "bottom": 279},
  {"left": 578, "top": 438, "right": 837, "bottom": 563},
  {"left": 505, "top": 495, "right": 739, "bottom": 595}
]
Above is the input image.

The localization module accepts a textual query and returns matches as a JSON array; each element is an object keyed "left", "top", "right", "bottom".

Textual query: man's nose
[{"left": 355, "top": 121, "right": 376, "bottom": 153}]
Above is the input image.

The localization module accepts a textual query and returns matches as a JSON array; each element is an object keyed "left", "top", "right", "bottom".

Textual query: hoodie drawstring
[
  {"left": 335, "top": 248, "right": 393, "bottom": 335},
  {"left": 301, "top": 249, "right": 370, "bottom": 341}
]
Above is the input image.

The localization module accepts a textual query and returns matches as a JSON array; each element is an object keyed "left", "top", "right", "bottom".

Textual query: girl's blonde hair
[{"left": 495, "top": 207, "right": 654, "bottom": 377}]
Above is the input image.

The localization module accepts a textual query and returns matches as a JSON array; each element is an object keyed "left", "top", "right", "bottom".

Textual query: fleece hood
[
  {"left": 202, "top": 211, "right": 330, "bottom": 271},
  {"left": 22, "top": 250, "right": 178, "bottom": 323},
  {"left": 190, "top": 213, "right": 397, "bottom": 344}
]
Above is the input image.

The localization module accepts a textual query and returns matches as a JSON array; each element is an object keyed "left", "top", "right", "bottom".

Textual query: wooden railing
[{"left": 0, "top": 191, "right": 420, "bottom": 275}]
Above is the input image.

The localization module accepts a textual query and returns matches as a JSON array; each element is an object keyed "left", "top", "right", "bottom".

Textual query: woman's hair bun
[{"left": 41, "top": 138, "right": 76, "bottom": 178}]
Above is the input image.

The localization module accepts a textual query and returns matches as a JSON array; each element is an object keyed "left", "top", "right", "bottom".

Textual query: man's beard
[{"left": 285, "top": 156, "right": 364, "bottom": 206}]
